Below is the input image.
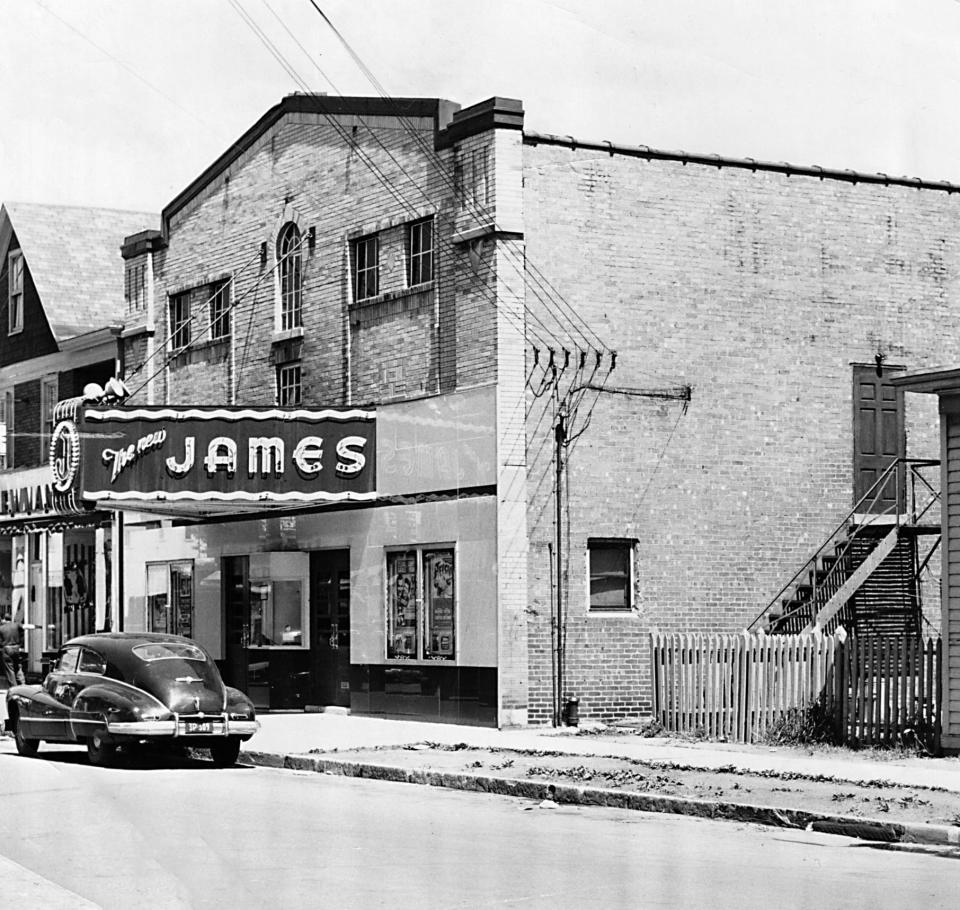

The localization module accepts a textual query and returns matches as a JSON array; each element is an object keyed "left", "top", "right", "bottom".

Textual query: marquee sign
[{"left": 50, "top": 404, "right": 376, "bottom": 511}]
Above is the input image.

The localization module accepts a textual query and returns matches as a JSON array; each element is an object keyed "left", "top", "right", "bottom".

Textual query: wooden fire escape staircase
[{"left": 748, "top": 459, "right": 941, "bottom": 638}]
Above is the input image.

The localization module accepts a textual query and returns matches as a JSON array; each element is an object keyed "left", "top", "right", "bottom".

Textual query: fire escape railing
[{"left": 747, "top": 458, "right": 941, "bottom": 633}]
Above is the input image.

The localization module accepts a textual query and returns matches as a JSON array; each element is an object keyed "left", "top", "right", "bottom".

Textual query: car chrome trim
[
  {"left": 106, "top": 720, "right": 177, "bottom": 735},
  {"left": 228, "top": 721, "right": 260, "bottom": 735}
]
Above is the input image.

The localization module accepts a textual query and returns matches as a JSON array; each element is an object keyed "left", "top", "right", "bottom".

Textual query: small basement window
[{"left": 587, "top": 538, "right": 635, "bottom": 612}]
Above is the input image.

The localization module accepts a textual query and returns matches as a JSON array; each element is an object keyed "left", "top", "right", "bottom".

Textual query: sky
[{"left": 3, "top": 0, "right": 960, "bottom": 216}]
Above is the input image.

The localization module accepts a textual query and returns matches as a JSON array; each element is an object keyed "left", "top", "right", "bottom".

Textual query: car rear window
[{"left": 133, "top": 642, "right": 206, "bottom": 662}]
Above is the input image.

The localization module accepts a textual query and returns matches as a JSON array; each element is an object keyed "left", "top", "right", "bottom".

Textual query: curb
[{"left": 242, "top": 750, "right": 960, "bottom": 847}]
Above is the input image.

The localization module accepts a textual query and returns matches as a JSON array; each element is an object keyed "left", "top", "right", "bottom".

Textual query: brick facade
[
  {"left": 118, "top": 94, "right": 959, "bottom": 727},
  {"left": 522, "top": 140, "right": 959, "bottom": 723}
]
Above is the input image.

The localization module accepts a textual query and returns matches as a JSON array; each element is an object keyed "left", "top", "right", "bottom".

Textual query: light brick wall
[
  {"left": 523, "top": 144, "right": 960, "bottom": 723},
  {"left": 130, "top": 114, "right": 499, "bottom": 410}
]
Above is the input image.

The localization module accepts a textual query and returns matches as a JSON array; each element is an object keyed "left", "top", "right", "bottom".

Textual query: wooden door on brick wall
[{"left": 853, "top": 365, "right": 905, "bottom": 512}]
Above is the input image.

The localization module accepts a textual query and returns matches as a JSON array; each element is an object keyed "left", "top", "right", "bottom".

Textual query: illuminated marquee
[{"left": 50, "top": 405, "right": 377, "bottom": 508}]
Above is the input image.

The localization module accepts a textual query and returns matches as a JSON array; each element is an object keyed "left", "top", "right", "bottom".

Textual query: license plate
[{"left": 179, "top": 718, "right": 224, "bottom": 736}]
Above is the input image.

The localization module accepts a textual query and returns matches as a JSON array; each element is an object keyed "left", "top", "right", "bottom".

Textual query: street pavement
[
  {"left": 5, "top": 705, "right": 960, "bottom": 904},
  {"left": 5, "top": 694, "right": 960, "bottom": 791}
]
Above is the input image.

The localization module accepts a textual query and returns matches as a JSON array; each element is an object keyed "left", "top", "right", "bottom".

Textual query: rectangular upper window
[
  {"left": 169, "top": 292, "right": 190, "bottom": 351},
  {"left": 209, "top": 280, "right": 231, "bottom": 340},
  {"left": 407, "top": 217, "right": 434, "bottom": 286},
  {"left": 588, "top": 538, "right": 634, "bottom": 612},
  {"left": 276, "top": 361, "right": 302, "bottom": 407},
  {"left": 8, "top": 251, "right": 24, "bottom": 334},
  {"left": 125, "top": 261, "right": 146, "bottom": 313},
  {"left": 40, "top": 375, "right": 58, "bottom": 457},
  {"left": 352, "top": 234, "right": 379, "bottom": 302},
  {"left": 0, "top": 388, "right": 13, "bottom": 469}
]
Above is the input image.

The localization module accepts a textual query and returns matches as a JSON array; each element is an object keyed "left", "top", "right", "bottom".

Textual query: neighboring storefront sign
[{"left": 50, "top": 403, "right": 376, "bottom": 509}]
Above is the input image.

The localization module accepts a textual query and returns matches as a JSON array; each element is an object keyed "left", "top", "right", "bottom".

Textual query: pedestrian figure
[{"left": 0, "top": 611, "right": 43, "bottom": 688}]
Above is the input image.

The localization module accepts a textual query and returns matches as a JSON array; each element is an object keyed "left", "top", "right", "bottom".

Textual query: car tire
[
  {"left": 86, "top": 730, "right": 117, "bottom": 767},
  {"left": 209, "top": 737, "right": 242, "bottom": 767},
  {"left": 13, "top": 717, "right": 39, "bottom": 758}
]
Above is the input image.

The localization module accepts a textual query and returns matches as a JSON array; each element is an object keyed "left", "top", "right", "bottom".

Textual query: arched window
[{"left": 277, "top": 222, "right": 302, "bottom": 331}]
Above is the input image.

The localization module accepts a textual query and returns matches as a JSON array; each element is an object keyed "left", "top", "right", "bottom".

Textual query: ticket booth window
[{"left": 147, "top": 561, "right": 194, "bottom": 638}]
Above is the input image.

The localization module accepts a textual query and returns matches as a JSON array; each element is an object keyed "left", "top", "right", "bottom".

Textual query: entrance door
[
  {"left": 309, "top": 550, "right": 351, "bottom": 708},
  {"left": 223, "top": 556, "right": 250, "bottom": 693},
  {"left": 853, "top": 365, "right": 905, "bottom": 512}
]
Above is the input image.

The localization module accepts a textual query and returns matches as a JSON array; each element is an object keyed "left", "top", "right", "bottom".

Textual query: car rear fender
[
  {"left": 225, "top": 685, "right": 255, "bottom": 713},
  {"left": 72, "top": 682, "right": 169, "bottom": 729}
]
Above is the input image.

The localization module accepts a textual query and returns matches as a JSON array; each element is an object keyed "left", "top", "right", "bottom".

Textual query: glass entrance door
[{"left": 310, "top": 549, "right": 351, "bottom": 708}]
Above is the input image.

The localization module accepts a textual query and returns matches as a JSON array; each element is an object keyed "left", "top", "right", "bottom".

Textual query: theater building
[{"left": 98, "top": 93, "right": 960, "bottom": 726}]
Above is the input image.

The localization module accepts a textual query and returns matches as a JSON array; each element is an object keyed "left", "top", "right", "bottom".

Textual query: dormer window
[
  {"left": 8, "top": 251, "right": 23, "bottom": 335},
  {"left": 277, "top": 223, "right": 302, "bottom": 331}
]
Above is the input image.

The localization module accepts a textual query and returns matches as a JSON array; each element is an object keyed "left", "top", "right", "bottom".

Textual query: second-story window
[
  {"left": 125, "top": 261, "right": 146, "bottom": 313},
  {"left": 277, "top": 361, "right": 302, "bottom": 407},
  {"left": 0, "top": 389, "right": 12, "bottom": 469},
  {"left": 352, "top": 234, "right": 379, "bottom": 301},
  {"left": 407, "top": 218, "right": 434, "bottom": 286},
  {"left": 169, "top": 292, "right": 191, "bottom": 351},
  {"left": 210, "top": 280, "right": 231, "bottom": 340},
  {"left": 8, "top": 251, "right": 24, "bottom": 335},
  {"left": 40, "top": 376, "right": 58, "bottom": 457},
  {"left": 277, "top": 223, "right": 302, "bottom": 331}
]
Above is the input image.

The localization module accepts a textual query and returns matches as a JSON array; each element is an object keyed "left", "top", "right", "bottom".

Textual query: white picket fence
[{"left": 650, "top": 630, "right": 841, "bottom": 742}]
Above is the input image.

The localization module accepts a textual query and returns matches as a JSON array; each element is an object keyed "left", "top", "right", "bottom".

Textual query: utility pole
[{"left": 554, "top": 408, "right": 566, "bottom": 727}]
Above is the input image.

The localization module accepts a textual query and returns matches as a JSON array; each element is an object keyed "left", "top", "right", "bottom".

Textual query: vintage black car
[{"left": 4, "top": 632, "right": 259, "bottom": 766}]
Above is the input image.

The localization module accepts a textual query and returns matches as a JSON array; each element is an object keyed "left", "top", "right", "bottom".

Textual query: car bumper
[{"left": 105, "top": 717, "right": 260, "bottom": 738}]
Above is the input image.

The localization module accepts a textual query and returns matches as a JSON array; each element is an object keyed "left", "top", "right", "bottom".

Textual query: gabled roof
[
  {"left": 162, "top": 94, "right": 460, "bottom": 233},
  {"left": 0, "top": 202, "right": 157, "bottom": 344}
]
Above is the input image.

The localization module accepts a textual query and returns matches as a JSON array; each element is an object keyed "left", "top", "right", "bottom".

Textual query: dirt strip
[{"left": 246, "top": 742, "right": 960, "bottom": 832}]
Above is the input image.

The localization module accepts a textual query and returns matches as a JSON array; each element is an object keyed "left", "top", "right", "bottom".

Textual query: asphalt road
[{"left": 1, "top": 744, "right": 959, "bottom": 910}]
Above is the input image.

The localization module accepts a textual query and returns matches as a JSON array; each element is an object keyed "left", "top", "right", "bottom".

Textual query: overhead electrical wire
[
  {"left": 126, "top": 234, "right": 308, "bottom": 399},
  {"left": 250, "top": 0, "right": 607, "bottom": 361},
  {"left": 228, "top": 1, "right": 556, "bottom": 355},
  {"left": 302, "top": 0, "right": 612, "bottom": 359}
]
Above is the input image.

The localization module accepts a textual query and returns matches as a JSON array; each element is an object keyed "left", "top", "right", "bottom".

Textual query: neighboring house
[
  {"left": 104, "top": 94, "right": 960, "bottom": 727},
  {"left": 0, "top": 202, "right": 154, "bottom": 676},
  {"left": 891, "top": 367, "right": 960, "bottom": 752}
]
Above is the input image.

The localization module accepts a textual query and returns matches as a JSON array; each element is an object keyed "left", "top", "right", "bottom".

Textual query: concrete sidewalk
[{"left": 248, "top": 711, "right": 960, "bottom": 793}]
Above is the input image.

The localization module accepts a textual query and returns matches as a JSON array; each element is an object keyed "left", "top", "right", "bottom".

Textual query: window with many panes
[
  {"left": 352, "top": 234, "right": 379, "bottom": 301},
  {"left": 146, "top": 561, "right": 195, "bottom": 638},
  {"left": 40, "top": 375, "right": 58, "bottom": 457},
  {"left": 587, "top": 538, "right": 634, "bottom": 612},
  {"left": 8, "top": 251, "right": 23, "bottom": 334},
  {"left": 386, "top": 546, "right": 455, "bottom": 661},
  {"left": 277, "top": 223, "right": 302, "bottom": 331},
  {"left": 277, "top": 361, "right": 302, "bottom": 407},
  {"left": 407, "top": 217, "right": 434, "bottom": 286},
  {"left": 169, "top": 292, "right": 190, "bottom": 351},
  {"left": 209, "top": 279, "right": 231, "bottom": 340}
]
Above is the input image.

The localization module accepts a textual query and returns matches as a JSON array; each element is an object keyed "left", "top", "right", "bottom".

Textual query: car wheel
[
  {"left": 209, "top": 737, "right": 242, "bottom": 767},
  {"left": 13, "top": 717, "right": 39, "bottom": 757},
  {"left": 86, "top": 730, "right": 117, "bottom": 767}
]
